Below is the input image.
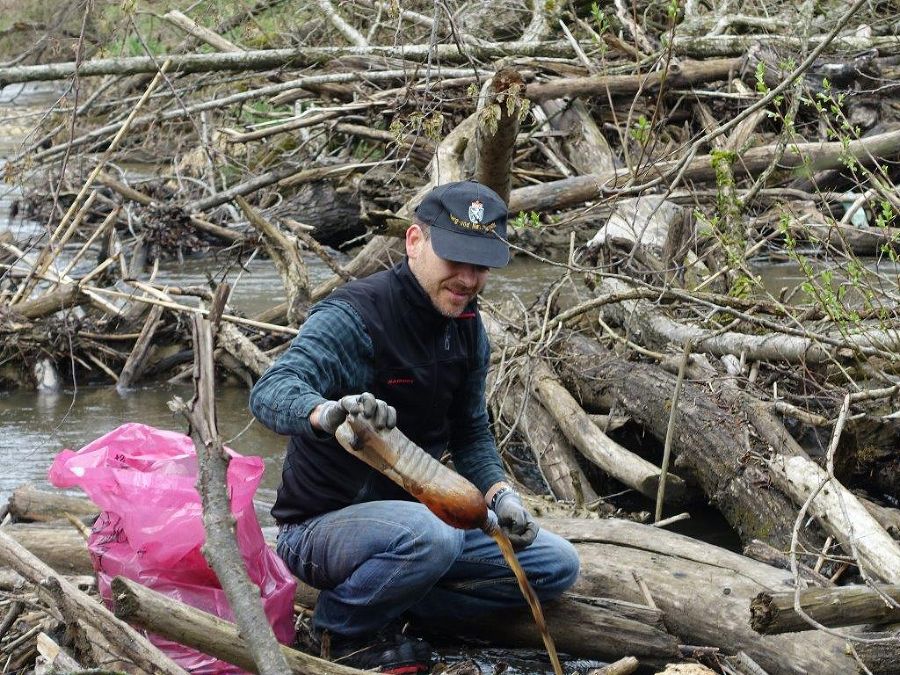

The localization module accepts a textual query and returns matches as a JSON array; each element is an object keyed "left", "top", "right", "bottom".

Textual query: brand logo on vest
[{"left": 387, "top": 377, "right": 414, "bottom": 386}]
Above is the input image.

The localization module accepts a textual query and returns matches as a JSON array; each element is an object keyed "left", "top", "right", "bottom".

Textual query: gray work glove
[
  {"left": 492, "top": 489, "right": 539, "bottom": 550},
  {"left": 317, "top": 392, "right": 397, "bottom": 434}
]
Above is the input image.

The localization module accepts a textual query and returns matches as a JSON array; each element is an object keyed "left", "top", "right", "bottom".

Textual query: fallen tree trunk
[
  {"left": 750, "top": 584, "right": 900, "bottom": 635},
  {"left": 9, "top": 284, "right": 88, "bottom": 320},
  {"left": 419, "top": 594, "right": 680, "bottom": 665},
  {"left": 0, "top": 42, "right": 572, "bottom": 85},
  {"left": 526, "top": 58, "right": 741, "bottom": 101},
  {"left": 552, "top": 331, "right": 810, "bottom": 549},
  {"left": 529, "top": 360, "right": 686, "bottom": 503},
  {"left": 7, "top": 484, "right": 99, "bottom": 524},
  {"left": 547, "top": 517, "right": 857, "bottom": 674},
  {"left": 488, "top": 368, "right": 598, "bottom": 504}
]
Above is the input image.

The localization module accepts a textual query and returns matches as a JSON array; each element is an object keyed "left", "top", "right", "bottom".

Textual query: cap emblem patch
[{"left": 468, "top": 200, "right": 484, "bottom": 224}]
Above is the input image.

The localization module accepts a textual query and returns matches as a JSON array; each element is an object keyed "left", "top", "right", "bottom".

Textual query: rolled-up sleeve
[{"left": 249, "top": 300, "right": 372, "bottom": 436}]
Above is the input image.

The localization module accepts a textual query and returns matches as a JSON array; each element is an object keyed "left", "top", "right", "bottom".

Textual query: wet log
[
  {"left": 750, "top": 584, "right": 900, "bottom": 635},
  {"left": 0, "top": 529, "right": 187, "bottom": 675},
  {"left": 7, "top": 484, "right": 98, "bottom": 524},
  {"left": 853, "top": 633, "right": 900, "bottom": 675},
  {"left": 218, "top": 323, "right": 272, "bottom": 378},
  {"left": 3, "top": 525, "right": 93, "bottom": 575},
  {"left": 116, "top": 304, "right": 164, "bottom": 391},
  {"left": 766, "top": 453, "right": 900, "bottom": 583},
  {"left": 548, "top": 517, "right": 857, "bottom": 675},
  {"left": 9, "top": 284, "right": 88, "bottom": 320},
  {"left": 111, "top": 575, "right": 393, "bottom": 675}
]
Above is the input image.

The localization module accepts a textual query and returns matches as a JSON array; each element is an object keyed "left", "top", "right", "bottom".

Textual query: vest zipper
[{"left": 444, "top": 325, "right": 451, "bottom": 351}]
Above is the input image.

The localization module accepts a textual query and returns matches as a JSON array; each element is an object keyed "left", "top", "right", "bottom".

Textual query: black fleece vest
[{"left": 271, "top": 260, "right": 480, "bottom": 524}]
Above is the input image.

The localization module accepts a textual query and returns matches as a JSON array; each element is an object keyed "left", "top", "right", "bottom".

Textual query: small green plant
[
  {"left": 667, "top": 0, "right": 680, "bottom": 21},
  {"left": 590, "top": 1, "right": 611, "bottom": 55},
  {"left": 875, "top": 199, "right": 895, "bottom": 228},
  {"left": 512, "top": 211, "right": 541, "bottom": 229},
  {"left": 629, "top": 115, "right": 651, "bottom": 146}
]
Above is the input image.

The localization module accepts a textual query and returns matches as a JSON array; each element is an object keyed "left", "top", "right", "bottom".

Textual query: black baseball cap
[{"left": 413, "top": 180, "right": 510, "bottom": 268}]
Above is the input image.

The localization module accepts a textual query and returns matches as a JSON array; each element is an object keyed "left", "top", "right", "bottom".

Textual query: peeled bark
[
  {"left": 766, "top": 453, "right": 900, "bottom": 584},
  {"left": 530, "top": 360, "right": 685, "bottom": 503},
  {"left": 488, "top": 369, "right": 598, "bottom": 504}
]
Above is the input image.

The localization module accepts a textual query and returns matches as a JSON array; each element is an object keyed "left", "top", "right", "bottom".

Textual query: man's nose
[{"left": 455, "top": 264, "right": 482, "bottom": 285}]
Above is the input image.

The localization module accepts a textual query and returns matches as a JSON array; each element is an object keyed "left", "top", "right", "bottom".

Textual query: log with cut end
[{"left": 750, "top": 584, "right": 900, "bottom": 634}]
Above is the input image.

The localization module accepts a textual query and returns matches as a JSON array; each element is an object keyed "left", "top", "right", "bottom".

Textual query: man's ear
[{"left": 406, "top": 223, "right": 425, "bottom": 259}]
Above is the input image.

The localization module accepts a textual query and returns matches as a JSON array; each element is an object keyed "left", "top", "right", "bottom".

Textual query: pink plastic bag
[{"left": 49, "top": 423, "right": 296, "bottom": 674}]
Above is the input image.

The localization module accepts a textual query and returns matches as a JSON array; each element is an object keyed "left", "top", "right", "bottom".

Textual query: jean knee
[
  {"left": 411, "top": 511, "right": 466, "bottom": 568},
  {"left": 535, "top": 535, "right": 580, "bottom": 598}
]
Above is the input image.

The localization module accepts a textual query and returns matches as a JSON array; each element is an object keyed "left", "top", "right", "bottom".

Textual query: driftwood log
[
  {"left": 750, "top": 584, "right": 900, "bottom": 634},
  {"left": 487, "top": 365, "right": 599, "bottom": 504},
  {"left": 766, "top": 453, "right": 900, "bottom": 584}
]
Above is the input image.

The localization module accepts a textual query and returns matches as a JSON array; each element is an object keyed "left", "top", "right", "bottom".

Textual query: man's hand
[
  {"left": 492, "top": 489, "right": 539, "bottom": 549},
  {"left": 315, "top": 392, "right": 397, "bottom": 434}
]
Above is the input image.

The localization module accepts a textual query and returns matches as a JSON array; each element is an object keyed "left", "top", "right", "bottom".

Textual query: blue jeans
[{"left": 276, "top": 500, "right": 580, "bottom": 638}]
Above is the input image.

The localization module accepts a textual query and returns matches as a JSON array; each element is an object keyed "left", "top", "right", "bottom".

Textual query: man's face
[{"left": 406, "top": 225, "right": 490, "bottom": 318}]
